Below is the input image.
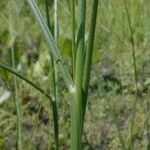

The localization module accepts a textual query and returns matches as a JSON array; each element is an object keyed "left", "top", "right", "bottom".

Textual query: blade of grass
[
  {"left": 70, "top": 0, "right": 86, "bottom": 149},
  {"left": 11, "top": 46, "right": 22, "bottom": 150},
  {"left": 8, "top": 2, "right": 22, "bottom": 148},
  {"left": 0, "top": 63, "right": 53, "bottom": 101},
  {"left": 53, "top": 0, "right": 59, "bottom": 149},
  {"left": 71, "top": 0, "right": 76, "bottom": 77},
  {"left": 26, "top": 0, "right": 74, "bottom": 90},
  {"left": 82, "top": 0, "right": 99, "bottom": 123}
]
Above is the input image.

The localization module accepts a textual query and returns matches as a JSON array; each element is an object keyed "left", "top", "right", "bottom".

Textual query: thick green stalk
[
  {"left": 44, "top": 0, "right": 59, "bottom": 149},
  {"left": 71, "top": 0, "right": 86, "bottom": 149},
  {"left": 11, "top": 46, "right": 22, "bottom": 150},
  {"left": 82, "top": 0, "right": 99, "bottom": 123}
]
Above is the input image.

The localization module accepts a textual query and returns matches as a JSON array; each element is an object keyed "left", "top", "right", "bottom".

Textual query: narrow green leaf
[
  {"left": 70, "top": 0, "right": 86, "bottom": 149},
  {"left": 82, "top": 0, "right": 99, "bottom": 122},
  {"left": 0, "top": 63, "right": 53, "bottom": 101},
  {"left": 27, "top": 0, "right": 74, "bottom": 90}
]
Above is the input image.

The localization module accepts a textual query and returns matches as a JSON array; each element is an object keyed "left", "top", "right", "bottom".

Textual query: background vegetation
[{"left": 0, "top": 0, "right": 150, "bottom": 149}]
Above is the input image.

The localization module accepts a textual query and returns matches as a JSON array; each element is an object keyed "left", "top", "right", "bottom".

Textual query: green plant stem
[
  {"left": 44, "top": 0, "right": 59, "bottom": 149},
  {"left": 70, "top": 0, "right": 86, "bottom": 149},
  {"left": 44, "top": 0, "right": 51, "bottom": 30},
  {"left": 123, "top": 0, "right": 139, "bottom": 148},
  {"left": 71, "top": 0, "right": 76, "bottom": 77},
  {"left": 82, "top": 0, "right": 99, "bottom": 123},
  {"left": 11, "top": 46, "right": 22, "bottom": 150},
  {"left": 53, "top": 1, "right": 59, "bottom": 148}
]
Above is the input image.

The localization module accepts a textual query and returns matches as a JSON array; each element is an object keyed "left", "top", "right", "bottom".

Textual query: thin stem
[
  {"left": 8, "top": 1, "right": 22, "bottom": 148},
  {"left": 44, "top": 0, "right": 51, "bottom": 30},
  {"left": 123, "top": 0, "right": 139, "bottom": 148},
  {"left": 44, "top": 0, "right": 59, "bottom": 149},
  {"left": 82, "top": 0, "right": 99, "bottom": 123},
  {"left": 53, "top": 0, "right": 59, "bottom": 148},
  {"left": 71, "top": 0, "right": 76, "bottom": 77},
  {"left": 124, "top": 0, "right": 138, "bottom": 92},
  {"left": 11, "top": 46, "right": 22, "bottom": 150}
]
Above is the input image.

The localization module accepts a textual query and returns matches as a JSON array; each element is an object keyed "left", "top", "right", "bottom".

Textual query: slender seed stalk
[
  {"left": 70, "top": 0, "right": 86, "bottom": 149},
  {"left": 44, "top": 0, "right": 59, "bottom": 149},
  {"left": 123, "top": 0, "right": 138, "bottom": 92},
  {"left": 11, "top": 46, "right": 22, "bottom": 150},
  {"left": 123, "top": 0, "right": 139, "bottom": 148},
  {"left": 82, "top": 0, "right": 99, "bottom": 123}
]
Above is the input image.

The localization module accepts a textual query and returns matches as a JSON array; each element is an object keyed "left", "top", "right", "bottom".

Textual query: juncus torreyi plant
[{"left": 0, "top": 0, "right": 99, "bottom": 149}]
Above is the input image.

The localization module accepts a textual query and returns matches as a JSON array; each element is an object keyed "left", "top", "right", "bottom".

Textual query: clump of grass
[{"left": 0, "top": 0, "right": 99, "bottom": 149}]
